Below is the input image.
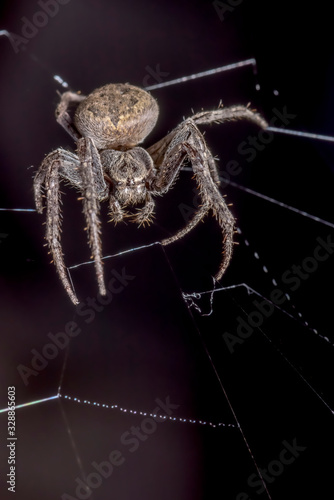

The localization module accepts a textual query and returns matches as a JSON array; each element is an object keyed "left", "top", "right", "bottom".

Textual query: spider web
[{"left": 0, "top": 20, "right": 334, "bottom": 500}]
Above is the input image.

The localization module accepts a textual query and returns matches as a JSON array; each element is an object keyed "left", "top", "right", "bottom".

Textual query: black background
[{"left": 0, "top": 1, "right": 333, "bottom": 499}]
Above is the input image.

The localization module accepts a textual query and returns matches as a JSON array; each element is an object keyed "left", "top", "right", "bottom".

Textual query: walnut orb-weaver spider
[{"left": 34, "top": 83, "right": 268, "bottom": 304}]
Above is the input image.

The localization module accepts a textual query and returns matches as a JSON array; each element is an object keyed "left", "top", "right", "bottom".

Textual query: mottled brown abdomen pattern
[{"left": 74, "top": 83, "right": 159, "bottom": 149}]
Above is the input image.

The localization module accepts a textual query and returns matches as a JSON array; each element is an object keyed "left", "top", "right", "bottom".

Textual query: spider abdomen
[{"left": 74, "top": 83, "right": 159, "bottom": 150}]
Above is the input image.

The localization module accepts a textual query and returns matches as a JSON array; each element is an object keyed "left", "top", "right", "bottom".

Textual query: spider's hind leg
[{"left": 56, "top": 90, "right": 86, "bottom": 141}]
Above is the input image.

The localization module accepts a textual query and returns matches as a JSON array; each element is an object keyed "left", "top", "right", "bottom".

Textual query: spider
[{"left": 34, "top": 83, "right": 268, "bottom": 305}]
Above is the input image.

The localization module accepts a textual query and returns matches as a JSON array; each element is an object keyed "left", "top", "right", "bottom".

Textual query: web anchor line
[
  {"left": 0, "top": 208, "right": 36, "bottom": 212},
  {"left": 0, "top": 393, "right": 236, "bottom": 429},
  {"left": 267, "top": 126, "right": 334, "bottom": 143},
  {"left": 144, "top": 58, "right": 257, "bottom": 90},
  {"left": 60, "top": 394, "right": 236, "bottom": 428},
  {"left": 230, "top": 180, "right": 334, "bottom": 228}
]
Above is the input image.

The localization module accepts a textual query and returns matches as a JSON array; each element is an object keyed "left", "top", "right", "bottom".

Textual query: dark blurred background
[{"left": 0, "top": 1, "right": 333, "bottom": 499}]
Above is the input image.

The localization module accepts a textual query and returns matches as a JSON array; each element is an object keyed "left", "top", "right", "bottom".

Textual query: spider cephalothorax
[
  {"left": 34, "top": 83, "right": 268, "bottom": 304},
  {"left": 100, "top": 147, "right": 154, "bottom": 213}
]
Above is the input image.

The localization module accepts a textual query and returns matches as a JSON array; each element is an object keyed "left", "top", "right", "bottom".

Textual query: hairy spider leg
[
  {"left": 191, "top": 104, "right": 268, "bottom": 129},
  {"left": 34, "top": 146, "right": 109, "bottom": 304},
  {"left": 148, "top": 120, "right": 233, "bottom": 279},
  {"left": 34, "top": 149, "right": 85, "bottom": 304},
  {"left": 77, "top": 137, "right": 109, "bottom": 295},
  {"left": 76, "top": 137, "right": 109, "bottom": 298},
  {"left": 149, "top": 104, "right": 268, "bottom": 280},
  {"left": 55, "top": 91, "right": 86, "bottom": 141}
]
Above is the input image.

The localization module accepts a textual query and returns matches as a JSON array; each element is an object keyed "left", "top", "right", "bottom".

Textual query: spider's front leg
[
  {"left": 76, "top": 137, "right": 109, "bottom": 297},
  {"left": 149, "top": 105, "right": 268, "bottom": 280},
  {"left": 149, "top": 120, "right": 236, "bottom": 280},
  {"left": 34, "top": 149, "right": 86, "bottom": 305}
]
